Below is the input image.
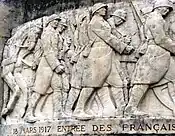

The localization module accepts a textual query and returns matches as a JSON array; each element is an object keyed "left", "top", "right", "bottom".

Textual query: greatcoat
[
  {"left": 132, "top": 11, "right": 175, "bottom": 85},
  {"left": 82, "top": 15, "right": 127, "bottom": 88}
]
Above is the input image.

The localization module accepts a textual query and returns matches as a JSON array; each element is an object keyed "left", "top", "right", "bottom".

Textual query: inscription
[
  {"left": 11, "top": 124, "right": 113, "bottom": 135},
  {"left": 57, "top": 125, "right": 85, "bottom": 132},
  {"left": 92, "top": 124, "right": 112, "bottom": 132},
  {"left": 11, "top": 126, "right": 52, "bottom": 135},
  {"left": 9, "top": 122, "right": 175, "bottom": 135},
  {"left": 122, "top": 123, "right": 175, "bottom": 133}
]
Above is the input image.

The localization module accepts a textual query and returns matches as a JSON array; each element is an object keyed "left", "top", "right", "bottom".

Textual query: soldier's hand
[
  {"left": 123, "top": 45, "right": 135, "bottom": 54},
  {"left": 27, "top": 43, "right": 35, "bottom": 51},
  {"left": 124, "top": 35, "right": 131, "bottom": 45},
  {"left": 32, "top": 62, "right": 37, "bottom": 70},
  {"left": 70, "top": 54, "right": 78, "bottom": 64},
  {"left": 135, "top": 42, "right": 148, "bottom": 59},
  {"left": 55, "top": 64, "right": 65, "bottom": 74}
]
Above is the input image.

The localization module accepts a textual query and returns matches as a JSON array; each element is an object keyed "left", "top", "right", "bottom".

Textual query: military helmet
[
  {"left": 92, "top": 3, "right": 107, "bottom": 15},
  {"left": 154, "top": 0, "right": 173, "bottom": 11},
  {"left": 46, "top": 14, "right": 61, "bottom": 26},
  {"left": 59, "top": 18, "right": 68, "bottom": 27},
  {"left": 111, "top": 9, "right": 127, "bottom": 21}
]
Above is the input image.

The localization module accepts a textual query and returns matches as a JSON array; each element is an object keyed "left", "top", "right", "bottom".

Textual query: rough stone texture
[
  {"left": 1, "top": 0, "right": 175, "bottom": 135},
  {"left": 0, "top": 3, "right": 12, "bottom": 119},
  {"left": 0, "top": 0, "right": 133, "bottom": 120},
  {"left": 1, "top": 118, "right": 175, "bottom": 135}
]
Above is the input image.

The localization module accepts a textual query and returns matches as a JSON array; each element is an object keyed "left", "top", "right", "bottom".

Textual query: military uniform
[
  {"left": 125, "top": 0, "right": 175, "bottom": 116},
  {"left": 82, "top": 15, "right": 126, "bottom": 87},
  {"left": 73, "top": 3, "right": 128, "bottom": 120}
]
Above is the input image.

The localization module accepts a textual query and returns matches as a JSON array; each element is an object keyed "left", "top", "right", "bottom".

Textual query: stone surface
[
  {"left": 1, "top": 0, "right": 175, "bottom": 135},
  {"left": 2, "top": 118, "right": 175, "bottom": 135}
]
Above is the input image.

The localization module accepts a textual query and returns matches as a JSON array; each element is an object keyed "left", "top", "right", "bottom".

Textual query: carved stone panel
[{"left": 1, "top": 0, "right": 175, "bottom": 135}]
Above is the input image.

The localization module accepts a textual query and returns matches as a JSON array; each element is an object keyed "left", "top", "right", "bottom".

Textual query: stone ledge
[{"left": 1, "top": 118, "right": 175, "bottom": 135}]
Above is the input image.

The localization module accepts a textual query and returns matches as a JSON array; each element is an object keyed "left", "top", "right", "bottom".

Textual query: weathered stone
[
  {"left": 1, "top": 0, "right": 175, "bottom": 135},
  {"left": 2, "top": 118, "right": 175, "bottom": 135}
]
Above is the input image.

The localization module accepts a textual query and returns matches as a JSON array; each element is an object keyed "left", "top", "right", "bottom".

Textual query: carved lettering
[
  {"left": 130, "top": 124, "right": 136, "bottom": 131},
  {"left": 57, "top": 125, "right": 85, "bottom": 132},
  {"left": 2, "top": 0, "right": 175, "bottom": 135},
  {"left": 92, "top": 125, "right": 112, "bottom": 132},
  {"left": 12, "top": 128, "right": 18, "bottom": 135},
  {"left": 107, "top": 124, "right": 112, "bottom": 131}
]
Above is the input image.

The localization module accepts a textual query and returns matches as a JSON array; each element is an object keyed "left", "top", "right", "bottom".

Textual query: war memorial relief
[{"left": 2, "top": 0, "right": 175, "bottom": 135}]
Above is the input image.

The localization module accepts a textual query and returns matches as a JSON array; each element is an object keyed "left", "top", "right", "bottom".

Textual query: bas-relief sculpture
[{"left": 2, "top": 0, "right": 175, "bottom": 135}]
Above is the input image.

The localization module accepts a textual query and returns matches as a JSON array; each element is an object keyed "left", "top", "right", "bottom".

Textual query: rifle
[
  {"left": 129, "top": 0, "right": 175, "bottom": 113},
  {"left": 71, "top": 38, "right": 96, "bottom": 63},
  {"left": 129, "top": 0, "right": 148, "bottom": 58},
  {"left": 129, "top": 0, "right": 145, "bottom": 40}
]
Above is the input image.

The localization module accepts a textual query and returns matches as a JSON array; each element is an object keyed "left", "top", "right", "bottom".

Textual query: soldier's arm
[
  {"left": 147, "top": 16, "right": 175, "bottom": 55},
  {"left": 1, "top": 46, "right": 16, "bottom": 66},
  {"left": 158, "top": 38, "right": 175, "bottom": 55},
  {"left": 33, "top": 39, "right": 44, "bottom": 66},
  {"left": 148, "top": 23, "right": 175, "bottom": 55},
  {"left": 92, "top": 28, "right": 127, "bottom": 54},
  {"left": 44, "top": 49, "right": 61, "bottom": 70},
  {"left": 27, "top": 35, "right": 38, "bottom": 51},
  {"left": 73, "top": 29, "right": 80, "bottom": 52},
  {"left": 43, "top": 35, "right": 61, "bottom": 70},
  {"left": 1, "top": 57, "right": 16, "bottom": 66}
]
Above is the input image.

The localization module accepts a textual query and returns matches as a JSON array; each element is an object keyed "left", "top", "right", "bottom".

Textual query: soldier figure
[
  {"left": 108, "top": 9, "right": 127, "bottom": 37},
  {"left": 73, "top": 3, "right": 134, "bottom": 120},
  {"left": 65, "top": 12, "right": 90, "bottom": 117},
  {"left": 107, "top": 9, "right": 132, "bottom": 116},
  {"left": 125, "top": 0, "right": 175, "bottom": 116},
  {"left": 25, "top": 15, "right": 67, "bottom": 123},
  {"left": 1, "top": 28, "right": 41, "bottom": 117}
]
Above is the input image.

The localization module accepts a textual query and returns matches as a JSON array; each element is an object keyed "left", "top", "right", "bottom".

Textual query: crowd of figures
[{"left": 2, "top": 0, "right": 175, "bottom": 124}]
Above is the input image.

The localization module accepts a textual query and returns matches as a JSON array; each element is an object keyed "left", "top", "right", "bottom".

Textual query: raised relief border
[
  {"left": 2, "top": 0, "right": 175, "bottom": 135},
  {"left": 2, "top": 118, "right": 175, "bottom": 135}
]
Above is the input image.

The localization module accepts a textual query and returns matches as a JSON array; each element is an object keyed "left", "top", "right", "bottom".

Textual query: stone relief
[{"left": 2, "top": 0, "right": 175, "bottom": 124}]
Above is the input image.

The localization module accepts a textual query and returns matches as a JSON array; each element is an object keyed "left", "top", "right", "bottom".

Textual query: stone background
[
  {"left": 0, "top": 0, "right": 132, "bottom": 118},
  {"left": 0, "top": 1, "right": 162, "bottom": 136}
]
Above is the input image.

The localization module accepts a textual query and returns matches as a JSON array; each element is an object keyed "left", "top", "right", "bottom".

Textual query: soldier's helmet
[
  {"left": 154, "top": 0, "right": 173, "bottom": 11},
  {"left": 111, "top": 9, "right": 127, "bottom": 21},
  {"left": 59, "top": 18, "right": 68, "bottom": 27},
  {"left": 92, "top": 3, "right": 107, "bottom": 15},
  {"left": 46, "top": 14, "right": 61, "bottom": 27},
  {"left": 78, "top": 14, "right": 87, "bottom": 23}
]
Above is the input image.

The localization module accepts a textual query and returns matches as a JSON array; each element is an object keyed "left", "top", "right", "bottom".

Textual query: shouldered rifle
[
  {"left": 129, "top": 0, "right": 145, "bottom": 39},
  {"left": 129, "top": 0, "right": 148, "bottom": 57}
]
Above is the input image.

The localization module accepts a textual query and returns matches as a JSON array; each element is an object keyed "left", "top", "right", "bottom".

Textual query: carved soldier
[
  {"left": 107, "top": 9, "right": 132, "bottom": 116},
  {"left": 52, "top": 18, "right": 68, "bottom": 119},
  {"left": 73, "top": 3, "right": 134, "bottom": 120},
  {"left": 58, "top": 35, "right": 73, "bottom": 114},
  {"left": 25, "top": 15, "right": 67, "bottom": 123},
  {"left": 125, "top": 0, "right": 175, "bottom": 116},
  {"left": 1, "top": 40, "right": 20, "bottom": 117},
  {"left": 65, "top": 12, "right": 90, "bottom": 116},
  {"left": 108, "top": 9, "right": 127, "bottom": 38},
  {"left": 1, "top": 28, "right": 41, "bottom": 117}
]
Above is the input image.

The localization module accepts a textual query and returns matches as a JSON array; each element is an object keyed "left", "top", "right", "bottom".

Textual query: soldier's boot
[
  {"left": 172, "top": 108, "right": 175, "bottom": 117},
  {"left": 73, "top": 88, "right": 94, "bottom": 120},
  {"left": 24, "top": 93, "right": 40, "bottom": 123},
  {"left": 65, "top": 88, "right": 81, "bottom": 117},
  {"left": 110, "top": 87, "right": 126, "bottom": 117},
  {"left": 61, "top": 91, "right": 69, "bottom": 118},
  {"left": 53, "top": 90, "right": 63, "bottom": 120},
  {"left": 1, "top": 85, "right": 21, "bottom": 116},
  {"left": 85, "top": 90, "right": 96, "bottom": 116},
  {"left": 125, "top": 85, "right": 149, "bottom": 117},
  {"left": 15, "top": 76, "right": 29, "bottom": 118},
  {"left": 1, "top": 83, "right": 9, "bottom": 116}
]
